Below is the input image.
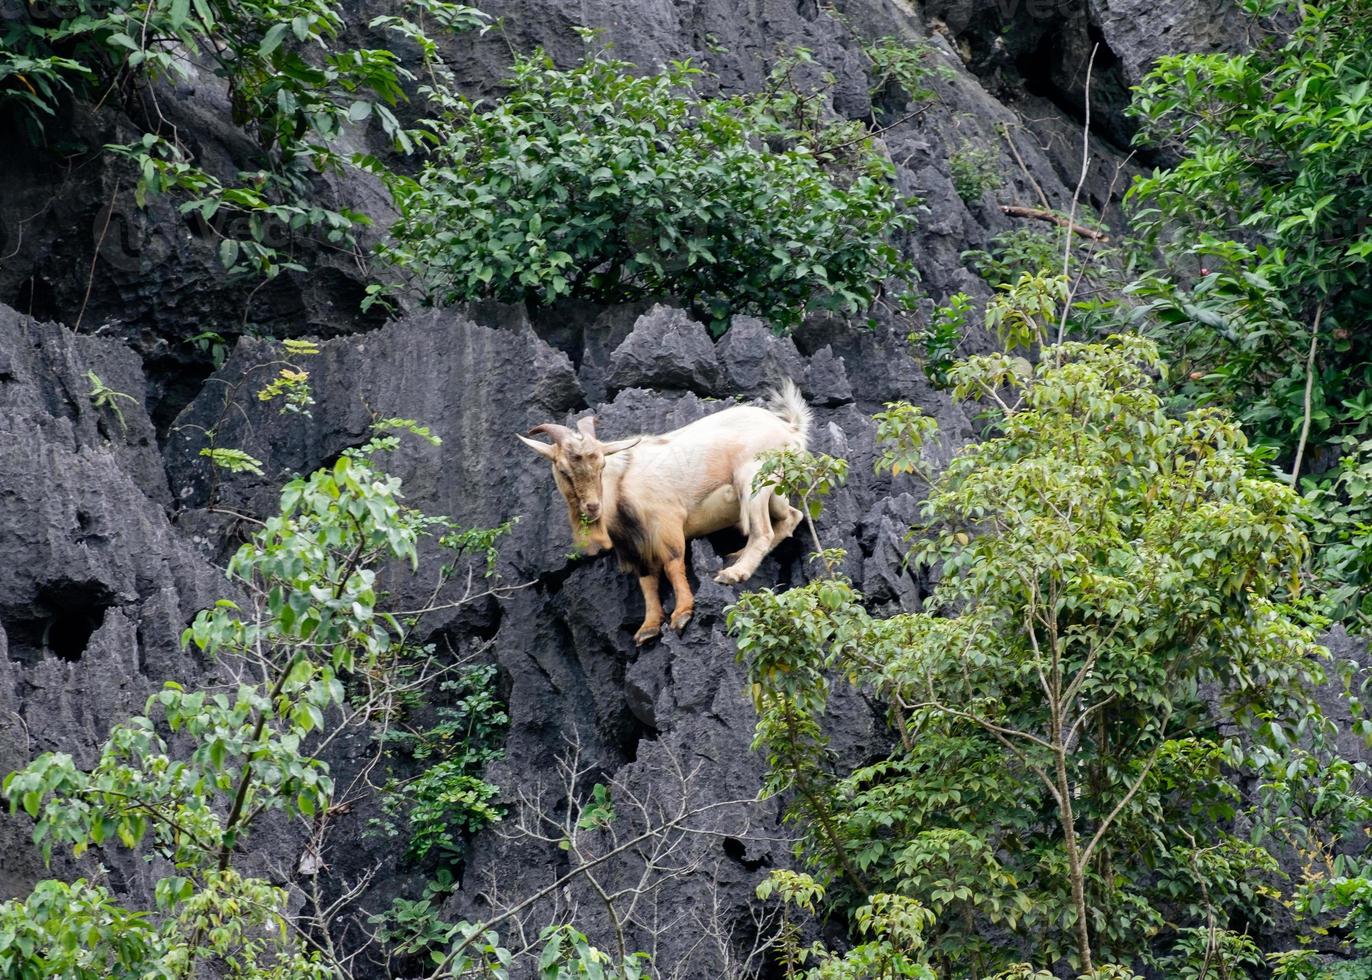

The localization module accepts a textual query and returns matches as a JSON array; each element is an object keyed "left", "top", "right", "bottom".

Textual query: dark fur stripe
[{"left": 608, "top": 496, "right": 654, "bottom": 577}]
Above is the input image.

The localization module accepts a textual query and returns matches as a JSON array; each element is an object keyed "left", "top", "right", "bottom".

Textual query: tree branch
[
  {"left": 1080, "top": 707, "right": 1173, "bottom": 868},
  {"left": 999, "top": 205, "right": 1110, "bottom": 243},
  {"left": 1290, "top": 300, "right": 1325, "bottom": 488},
  {"left": 426, "top": 794, "right": 764, "bottom": 978}
]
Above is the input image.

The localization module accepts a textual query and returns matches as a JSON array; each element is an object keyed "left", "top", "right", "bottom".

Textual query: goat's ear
[
  {"left": 601, "top": 436, "right": 641, "bottom": 456},
  {"left": 516, "top": 433, "right": 557, "bottom": 460}
]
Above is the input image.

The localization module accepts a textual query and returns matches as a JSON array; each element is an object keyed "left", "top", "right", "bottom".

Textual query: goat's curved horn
[
  {"left": 528, "top": 423, "right": 575, "bottom": 443},
  {"left": 576, "top": 416, "right": 598, "bottom": 438},
  {"left": 516, "top": 433, "right": 556, "bottom": 459}
]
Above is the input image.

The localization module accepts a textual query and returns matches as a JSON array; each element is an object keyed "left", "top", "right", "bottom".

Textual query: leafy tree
[
  {"left": 731, "top": 335, "right": 1333, "bottom": 975},
  {"left": 0, "top": 438, "right": 511, "bottom": 976},
  {"left": 1127, "top": 0, "right": 1372, "bottom": 624},
  {"left": 379, "top": 41, "right": 915, "bottom": 332}
]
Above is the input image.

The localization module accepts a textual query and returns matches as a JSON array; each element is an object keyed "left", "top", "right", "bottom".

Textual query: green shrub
[
  {"left": 862, "top": 36, "right": 954, "bottom": 112},
  {"left": 949, "top": 142, "right": 1002, "bottom": 205},
  {"left": 375, "top": 664, "right": 508, "bottom": 864},
  {"left": 963, "top": 228, "right": 1062, "bottom": 287},
  {"left": 380, "top": 44, "right": 914, "bottom": 332},
  {"left": 908, "top": 292, "right": 969, "bottom": 387}
]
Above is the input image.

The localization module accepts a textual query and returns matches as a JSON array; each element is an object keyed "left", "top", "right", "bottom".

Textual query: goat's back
[
  {"left": 611, "top": 403, "right": 803, "bottom": 508},
  {"left": 647, "top": 402, "right": 801, "bottom": 458}
]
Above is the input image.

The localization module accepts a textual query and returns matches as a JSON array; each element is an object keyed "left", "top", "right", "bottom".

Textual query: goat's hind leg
[
  {"left": 769, "top": 493, "right": 804, "bottom": 548},
  {"left": 723, "top": 493, "right": 798, "bottom": 561},
  {"left": 714, "top": 462, "right": 776, "bottom": 585},
  {"left": 716, "top": 488, "right": 804, "bottom": 584}
]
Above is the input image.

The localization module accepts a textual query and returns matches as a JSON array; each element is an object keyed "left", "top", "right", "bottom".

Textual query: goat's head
[{"left": 518, "top": 417, "right": 639, "bottom": 551}]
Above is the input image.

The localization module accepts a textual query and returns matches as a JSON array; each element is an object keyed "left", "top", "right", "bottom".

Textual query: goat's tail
[{"left": 766, "top": 379, "right": 812, "bottom": 450}]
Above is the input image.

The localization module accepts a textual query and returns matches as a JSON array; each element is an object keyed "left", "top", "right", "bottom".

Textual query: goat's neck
[{"left": 598, "top": 453, "right": 628, "bottom": 522}]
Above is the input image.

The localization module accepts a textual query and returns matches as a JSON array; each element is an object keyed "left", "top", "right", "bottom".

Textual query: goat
[{"left": 518, "top": 382, "right": 811, "bottom": 644}]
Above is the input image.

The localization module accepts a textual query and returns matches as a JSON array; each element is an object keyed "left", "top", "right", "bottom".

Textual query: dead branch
[
  {"left": 999, "top": 205, "right": 1110, "bottom": 243},
  {"left": 998, "top": 124, "right": 1052, "bottom": 212},
  {"left": 447, "top": 733, "right": 778, "bottom": 979}
]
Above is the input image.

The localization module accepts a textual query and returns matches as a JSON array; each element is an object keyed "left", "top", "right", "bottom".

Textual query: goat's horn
[
  {"left": 528, "top": 423, "right": 575, "bottom": 443},
  {"left": 576, "top": 416, "right": 598, "bottom": 438}
]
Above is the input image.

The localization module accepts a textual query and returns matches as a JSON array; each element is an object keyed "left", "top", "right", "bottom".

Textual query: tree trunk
[{"left": 1054, "top": 744, "right": 1093, "bottom": 973}]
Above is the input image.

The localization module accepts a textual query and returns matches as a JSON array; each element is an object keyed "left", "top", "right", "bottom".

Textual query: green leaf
[
  {"left": 258, "top": 22, "right": 289, "bottom": 57},
  {"left": 218, "top": 238, "right": 240, "bottom": 269}
]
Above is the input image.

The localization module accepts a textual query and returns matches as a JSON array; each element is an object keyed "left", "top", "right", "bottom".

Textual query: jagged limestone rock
[{"left": 607, "top": 305, "right": 724, "bottom": 397}]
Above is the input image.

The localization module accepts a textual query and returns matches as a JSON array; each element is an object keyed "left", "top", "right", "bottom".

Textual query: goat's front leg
[
  {"left": 634, "top": 573, "right": 665, "bottom": 645},
  {"left": 665, "top": 555, "right": 694, "bottom": 632}
]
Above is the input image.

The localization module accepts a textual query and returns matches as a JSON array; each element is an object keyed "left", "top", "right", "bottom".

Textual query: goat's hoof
[
  {"left": 714, "top": 566, "right": 749, "bottom": 586},
  {"left": 634, "top": 625, "right": 662, "bottom": 646},
  {"left": 669, "top": 608, "right": 694, "bottom": 632}
]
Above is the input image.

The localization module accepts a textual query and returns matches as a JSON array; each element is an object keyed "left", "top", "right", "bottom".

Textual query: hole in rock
[
  {"left": 2, "top": 580, "right": 117, "bottom": 665},
  {"left": 723, "top": 835, "right": 767, "bottom": 871},
  {"left": 147, "top": 352, "right": 216, "bottom": 440},
  {"left": 12, "top": 276, "right": 59, "bottom": 324}
]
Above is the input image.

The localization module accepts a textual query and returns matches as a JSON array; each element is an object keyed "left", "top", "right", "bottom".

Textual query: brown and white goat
[{"left": 518, "top": 382, "right": 811, "bottom": 644}]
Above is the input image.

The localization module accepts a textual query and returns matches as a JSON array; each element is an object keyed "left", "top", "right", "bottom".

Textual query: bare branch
[
  {"left": 1291, "top": 300, "right": 1325, "bottom": 487},
  {"left": 1000, "top": 205, "right": 1109, "bottom": 242},
  {"left": 1056, "top": 44, "right": 1099, "bottom": 347}
]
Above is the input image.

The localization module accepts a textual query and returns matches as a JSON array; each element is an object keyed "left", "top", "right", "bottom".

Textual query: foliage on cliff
[
  {"left": 379, "top": 42, "right": 915, "bottom": 332},
  {"left": 1128, "top": 0, "right": 1372, "bottom": 625},
  {"left": 1, "top": 0, "right": 488, "bottom": 280},
  {"left": 0, "top": 438, "right": 512, "bottom": 977}
]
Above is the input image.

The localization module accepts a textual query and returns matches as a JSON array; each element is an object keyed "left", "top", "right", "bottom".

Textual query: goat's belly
[{"left": 683, "top": 483, "right": 740, "bottom": 537}]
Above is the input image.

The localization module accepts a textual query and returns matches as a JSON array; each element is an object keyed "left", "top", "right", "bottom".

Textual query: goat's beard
[
  {"left": 570, "top": 507, "right": 609, "bottom": 554},
  {"left": 563, "top": 487, "right": 612, "bottom": 555},
  {"left": 575, "top": 519, "right": 612, "bottom": 555}
]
